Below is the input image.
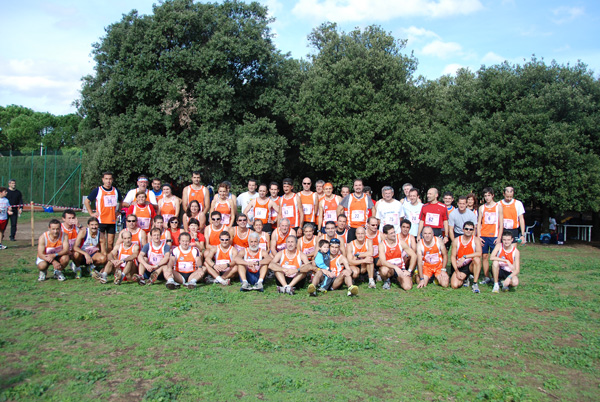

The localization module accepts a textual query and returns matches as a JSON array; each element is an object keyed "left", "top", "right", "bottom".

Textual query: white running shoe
[{"left": 38, "top": 271, "right": 47, "bottom": 282}]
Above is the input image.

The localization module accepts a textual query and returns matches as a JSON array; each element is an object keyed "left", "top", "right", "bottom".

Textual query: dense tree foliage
[
  {"left": 0, "top": 105, "right": 80, "bottom": 151},
  {"left": 77, "top": 0, "right": 297, "bottom": 189}
]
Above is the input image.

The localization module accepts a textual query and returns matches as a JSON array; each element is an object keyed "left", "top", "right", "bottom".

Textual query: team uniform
[
  {"left": 206, "top": 225, "right": 229, "bottom": 248},
  {"left": 495, "top": 245, "right": 517, "bottom": 281},
  {"left": 214, "top": 199, "right": 233, "bottom": 226},
  {"left": 186, "top": 186, "right": 207, "bottom": 211},
  {"left": 299, "top": 192, "right": 317, "bottom": 224},
  {"left": 501, "top": 199, "right": 525, "bottom": 241},
  {"left": 87, "top": 186, "right": 121, "bottom": 234},
  {"left": 454, "top": 236, "right": 476, "bottom": 277},
  {"left": 321, "top": 197, "right": 339, "bottom": 225},
  {"left": 280, "top": 194, "right": 300, "bottom": 228},
  {"left": 36, "top": 232, "right": 63, "bottom": 266},
  {"left": 128, "top": 203, "right": 155, "bottom": 233},
  {"left": 61, "top": 223, "right": 79, "bottom": 251},
  {"left": 213, "top": 245, "right": 235, "bottom": 277},
  {"left": 141, "top": 241, "right": 170, "bottom": 279},
  {"left": 480, "top": 203, "right": 501, "bottom": 253},
  {"left": 232, "top": 228, "right": 250, "bottom": 251},
  {"left": 366, "top": 230, "right": 382, "bottom": 265},
  {"left": 298, "top": 236, "right": 317, "bottom": 261},
  {"left": 383, "top": 238, "right": 406, "bottom": 275},
  {"left": 160, "top": 197, "right": 178, "bottom": 224},
  {"left": 273, "top": 228, "right": 292, "bottom": 252},
  {"left": 241, "top": 248, "right": 267, "bottom": 285},
  {"left": 116, "top": 242, "right": 137, "bottom": 269},
  {"left": 421, "top": 238, "right": 444, "bottom": 278},
  {"left": 172, "top": 246, "right": 200, "bottom": 282}
]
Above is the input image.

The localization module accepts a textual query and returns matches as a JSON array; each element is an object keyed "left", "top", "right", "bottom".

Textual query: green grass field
[{"left": 0, "top": 241, "right": 599, "bottom": 401}]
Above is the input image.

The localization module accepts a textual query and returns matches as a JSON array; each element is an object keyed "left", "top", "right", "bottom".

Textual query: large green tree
[
  {"left": 77, "top": 0, "right": 296, "bottom": 189},
  {"left": 412, "top": 58, "right": 600, "bottom": 215},
  {"left": 294, "top": 23, "right": 418, "bottom": 188}
]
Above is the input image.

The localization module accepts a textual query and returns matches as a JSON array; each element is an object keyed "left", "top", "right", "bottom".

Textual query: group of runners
[{"left": 35, "top": 172, "right": 523, "bottom": 295}]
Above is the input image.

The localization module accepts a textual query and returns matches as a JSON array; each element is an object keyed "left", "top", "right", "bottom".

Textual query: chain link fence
[{"left": 0, "top": 149, "right": 83, "bottom": 208}]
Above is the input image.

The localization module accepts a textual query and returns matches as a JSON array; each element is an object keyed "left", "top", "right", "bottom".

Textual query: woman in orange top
[
  {"left": 167, "top": 217, "right": 182, "bottom": 247},
  {"left": 210, "top": 183, "right": 236, "bottom": 226},
  {"left": 158, "top": 184, "right": 181, "bottom": 228}
]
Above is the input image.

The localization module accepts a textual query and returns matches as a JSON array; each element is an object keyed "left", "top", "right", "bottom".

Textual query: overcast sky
[{"left": 1, "top": 0, "right": 598, "bottom": 115}]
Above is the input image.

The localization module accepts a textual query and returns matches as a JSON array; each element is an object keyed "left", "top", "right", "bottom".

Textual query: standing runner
[
  {"left": 181, "top": 171, "right": 210, "bottom": 213},
  {"left": 299, "top": 177, "right": 318, "bottom": 227},
  {"left": 244, "top": 183, "right": 279, "bottom": 233},
  {"left": 84, "top": 172, "right": 121, "bottom": 254},
  {"left": 337, "top": 179, "right": 375, "bottom": 242},
  {"left": 500, "top": 186, "right": 526, "bottom": 244},
  {"left": 477, "top": 187, "right": 504, "bottom": 285},
  {"left": 317, "top": 182, "right": 341, "bottom": 232}
]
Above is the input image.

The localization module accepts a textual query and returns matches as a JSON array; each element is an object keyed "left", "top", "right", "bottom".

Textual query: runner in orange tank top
[
  {"left": 417, "top": 226, "right": 448, "bottom": 288},
  {"left": 164, "top": 232, "right": 204, "bottom": 289},
  {"left": 127, "top": 192, "right": 156, "bottom": 234},
  {"left": 210, "top": 183, "right": 236, "bottom": 227},
  {"left": 337, "top": 179, "right": 375, "bottom": 242},
  {"left": 137, "top": 228, "right": 170, "bottom": 285},
  {"left": 346, "top": 226, "right": 374, "bottom": 284},
  {"left": 317, "top": 183, "right": 342, "bottom": 231},
  {"left": 299, "top": 177, "right": 318, "bottom": 224},
  {"left": 59, "top": 209, "right": 80, "bottom": 274},
  {"left": 235, "top": 231, "right": 273, "bottom": 291},
  {"left": 490, "top": 230, "right": 521, "bottom": 292},
  {"left": 268, "top": 234, "right": 311, "bottom": 294},
  {"left": 477, "top": 187, "right": 504, "bottom": 285},
  {"left": 270, "top": 218, "right": 297, "bottom": 256},
  {"left": 379, "top": 224, "right": 417, "bottom": 290},
  {"left": 500, "top": 186, "right": 526, "bottom": 244},
  {"left": 115, "top": 214, "right": 148, "bottom": 250},
  {"left": 204, "top": 231, "right": 238, "bottom": 286},
  {"left": 278, "top": 178, "right": 304, "bottom": 235},
  {"left": 450, "top": 221, "right": 482, "bottom": 291},
  {"left": 181, "top": 171, "right": 210, "bottom": 213},
  {"left": 244, "top": 184, "right": 279, "bottom": 234},
  {"left": 158, "top": 184, "right": 181, "bottom": 229},
  {"left": 103, "top": 230, "right": 140, "bottom": 285},
  {"left": 297, "top": 223, "right": 318, "bottom": 261},
  {"left": 36, "top": 219, "right": 70, "bottom": 281},
  {"left": 230, "top": 214, "right": 250, "bottom": 251}
]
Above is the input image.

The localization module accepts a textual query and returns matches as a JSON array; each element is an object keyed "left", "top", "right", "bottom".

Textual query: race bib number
[
  {"left": 138, "top": 217, "right": 151, "bottom": 230},
  {"left": 410, "top": 212, "right": 420, "bottom": 224},
  {"left": 177, "top": 261, "right": 193, "bottom": 273},
  {"left": 270, "top": 207, "right": 278, "bottom": 219},
  {"left": 388, "top": 257, "right": 403, "bottom": 267},
  {"left": 460, "top": 258, "right": 473, "bottom": 267},
  {"left": 324, "top": 209, "right": 337, "bottom": 222},
  {"left": 46, "top": 246, "right": 62, "bottom": 254},
  {"left": 254, "top": 207, "right": 268, "bottom": 220},
  {"left": 215, "top": 259, "right": 230, "bottom": 267},
  {"left": 352, "top": 210, "right": 365, "bottom": 222},
  {"left": 303, "top": 204, "right": 313, "bottom": 215},
  {"left": 384, "top": 213, "right": 400, "bottom": 226},
  {"left": 276, "top": 243, "right": 286, "bottom": 251},
  {"left": 425, "top": 213, "right": 440, "bottom": 226},
  {"left": 484, "top": 212, "right": 497, "bottom": 225},
  {"left": 221, "top": 214, "right": 231, "bottom": 225},
  {"left": 84, "top": 246, "right": 99, "bottom": 255},
  {"left": 149, "top": 253, "right": 162, "bottom": 265},
  {"left": 104, "top": 195, "right": 117, "bottom": 207},
  {"left": 162, "top": 214, "right": 174, "bottom": 224},
  {"left": 234, "top": 244, "right": 244, "bottom": 251},
  {"left": 302, "top": 246, "right": 315, "bottom": 256},
  {"left": 259, "top": 242, "right": 267, "bottom": 250},
  {"left": 68, "top": 238, "right": 76, "bottom": 249},
  {"left": 282, "top": 205, "right": 294, "bottom": 218},
  {"left": 503, "top": 219, "right": 514, "bottom": 229},
  {"left": 425, "top": 253, "right": 440, "bottom": 264},
  {"left": 372, "top": 245, "right": 379, "bottom": 256}
]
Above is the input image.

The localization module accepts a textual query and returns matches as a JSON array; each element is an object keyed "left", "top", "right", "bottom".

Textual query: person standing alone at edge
[{"left": 6, "top": 179, "right": 23, "bottom": 241}]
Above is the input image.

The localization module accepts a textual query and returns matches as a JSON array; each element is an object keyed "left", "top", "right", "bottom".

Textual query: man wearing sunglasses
[
  {"left": 450, "top": 221, "right": 482, "bottom": 293},
  {"left": 230, "top": 214, "right": 250, "bottom": 251},
  {"left": 114, "top": 214, "right": 148, "bottom": 250},
  {"left": 204, "top": 231, "right": 238, "bottom": 286}
]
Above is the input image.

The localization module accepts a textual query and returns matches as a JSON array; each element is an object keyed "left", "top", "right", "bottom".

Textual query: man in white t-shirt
[
  {"left": 237, "top": 179, "right": 259, "bottom": 224},
  {"left": 401, "top": 188, "right": 423, "bottom": 237},
  {"left": 375, "top": 186, "right": 404, "bottom": 232},
  {"left": 122, "top": 175, "right": 158, "bottom": 211}
]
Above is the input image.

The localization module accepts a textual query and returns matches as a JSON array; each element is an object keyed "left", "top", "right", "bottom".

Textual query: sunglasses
[
  {"left": 212, "top": 218, "right": 220, "bottom": 221},
  {"left": 303, "top": 182, "right": 311, "bottom": 185},
  {"left": 170, "top": 221, "right": 179, "bottom": 224},
  {"left": 127, "top": 220, "right": 137, "bottom": 223},
  {"left": 219, "top": 238, "right": 228, "bottom": 241},
  {"left": 463, "top": 228, "right": 474, "bottom": 231},
  {"left": 238, "top": 219, "right": 247, "bottom": 222}
]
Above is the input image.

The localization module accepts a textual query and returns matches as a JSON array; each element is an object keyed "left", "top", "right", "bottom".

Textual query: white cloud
[
  {"left": 551, "top": 6, "right": 584, "bottom": 24},
  {"left": 519, "top": 26, "right": 553, "bottom": 37},
  {"left": 292, "top": 0, "right": 483, "bottom": 22},
  {"left": 397, "top": 26, "right": 440, "bottom": 45},
  {"left": 0, "top": 57, "right": 88, "bottom": 114},
  {"left": 421, "top": 40, "right": 463, "bottom": 59},
  {"left": 481, "top": 51, "right": 505, "bottom": 65},
  {"left": 441, "top": 63, "right": 464, "bottom": 76}
]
